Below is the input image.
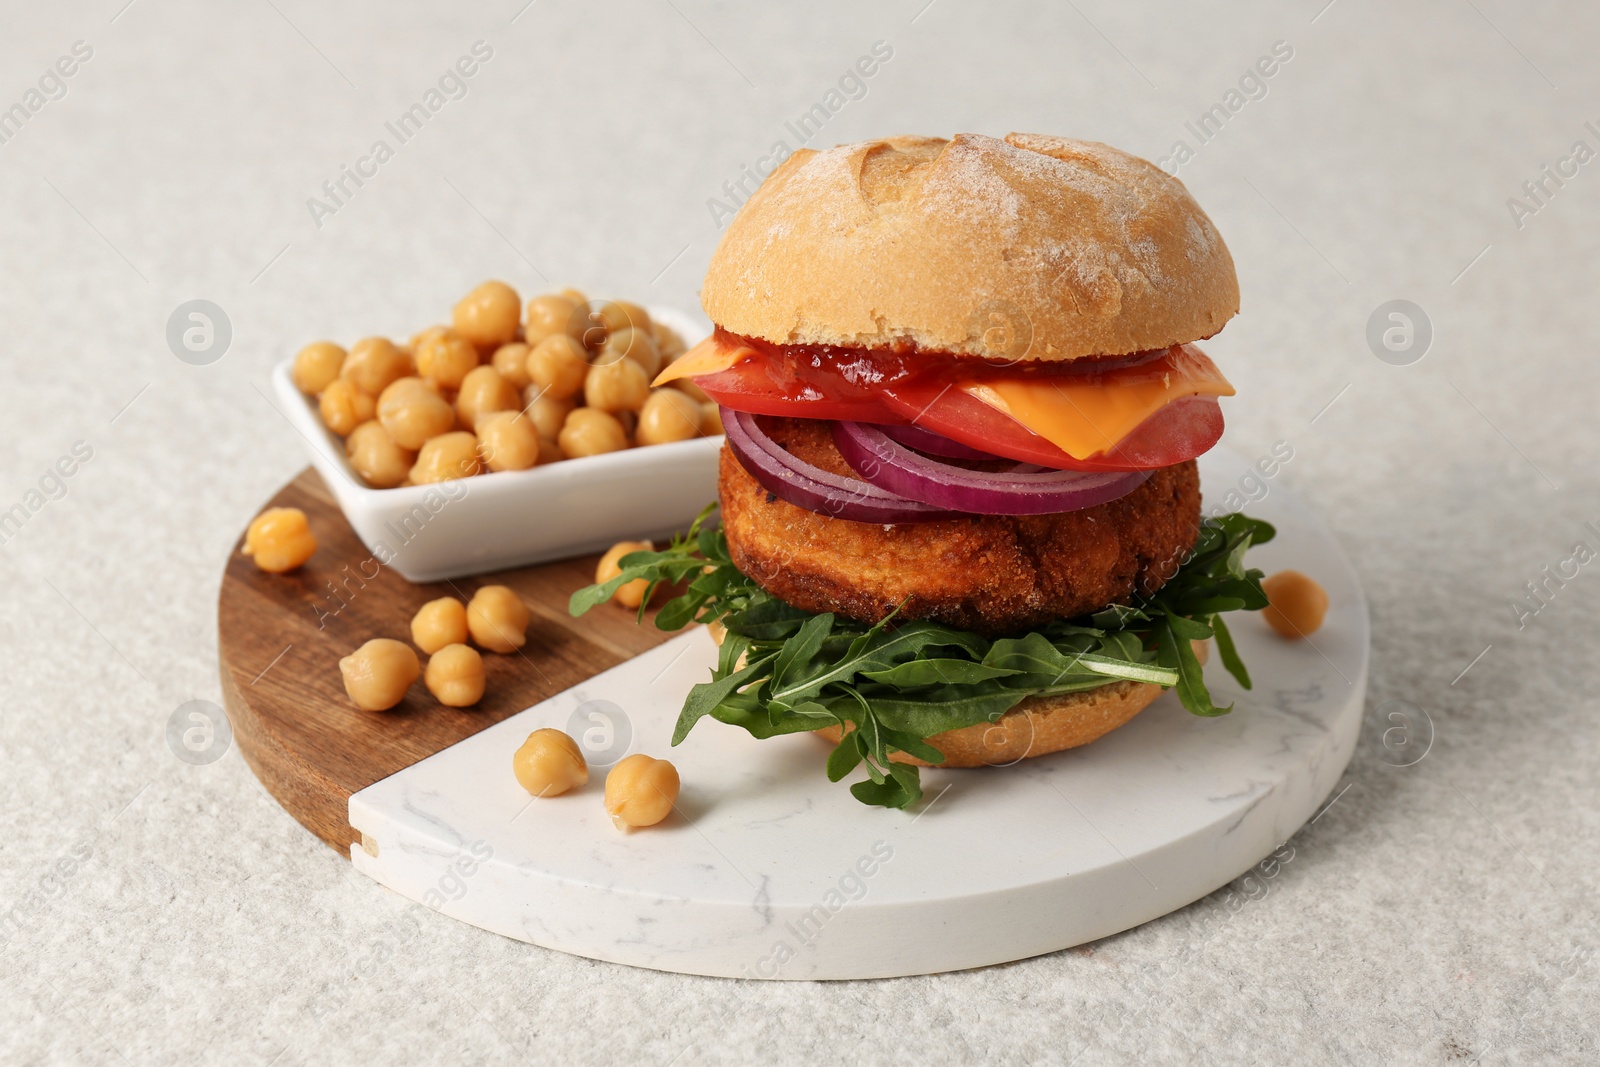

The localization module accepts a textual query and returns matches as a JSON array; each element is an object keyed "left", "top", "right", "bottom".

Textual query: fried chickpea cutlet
[{"left": 718, "top": 417, "right": 1201, "bottom": 637}]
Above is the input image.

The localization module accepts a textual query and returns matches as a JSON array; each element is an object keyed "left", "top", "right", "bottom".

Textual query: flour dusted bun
[
  {"left": 812, "top": 642, "right": 1207, "bottom": 768},
  {"left": 703, "top": 133, "right": 1239, "bottom": 362}
]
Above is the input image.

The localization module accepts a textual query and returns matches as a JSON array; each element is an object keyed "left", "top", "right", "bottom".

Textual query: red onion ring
[
  {"left": 722, "top": 409, "right": 955, "bottom": 524},
  {"left": 878, "top": 422, "right": 1003, "bottom": 461},
  {"left": 832, "top": 421, "right": 1151, "bottom": 515}
]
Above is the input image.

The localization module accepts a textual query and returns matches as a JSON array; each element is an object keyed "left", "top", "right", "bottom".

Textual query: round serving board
[{"left": 222, "top": 450, "right": 1370, "bottom": 980}]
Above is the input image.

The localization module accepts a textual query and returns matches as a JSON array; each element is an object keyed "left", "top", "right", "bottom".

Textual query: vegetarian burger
[{"left": 574, "top": 133, "right": 1273, "bottom": 808}]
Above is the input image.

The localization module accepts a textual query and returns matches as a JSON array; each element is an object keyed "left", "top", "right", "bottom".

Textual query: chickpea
[
  {"left": 700, "top": 402, "right": 724, "bottom": 436},
  {"left": 636, "top": 389, "right": 702, "bottom": 446},
  {"left": 319, "top": 379, "right": 376, "bottom": 437},
  {"left": 527, "top": 334, "right": 590, "bottom": 400},
  {"left": 597, "top": 300, "right": 650, "bottom": 335},
  {"left": 467, "top": 584, "right": 530, "bottom": 653},
  {"left": 377, "top": 376, "right": 455, "bottom": 450},
  {"left": 524, "top": 388, "right": 576, "bottom": 440},
  {"left": 1261, "top": 570, "right": 1329, "bottom": 639},
  {"left": 292, "top": 341, "right": 346, "bottom": 394},
  {"left": 425, "top": 643, "right": 486, "bottom": 707},
  {"left": 410, "top": 324, "right": 449, "bottom": 355},
  {"left": 652, "top": 320, "right": 686, "bottom": 360},
  {"left": 242, "top": 506, "right": 317, "bottom": 572},
  {"left": 415, "top": 328, "right": 480, "bottom": 390},
  {"left": 345, "top": 420, "right": 416, "bottom": 488},
  {"left": 491, "top": 342, "right": 533, "bottom": 390},
  {"left": 596, "top": 540, "right": 653, "bottom": 609},
  {"left": 584, "top": 356, "right": 649, "bottom": 414},
  {"left": 557, "top": 287, "right": 588, "bottom": 307},
  {"left": 669, "top": 375, "right": 710, "bottom": 404},
  {"left": 559, "top": 408, "right": 629, "bottom": 459},
  {"left": 605, "top": 753, "right": 680, "bottom": 831},
  {"left": 525, "top": 293, "right": 584, "bottom": 347},
  {"left": 534, "top": 436, "right": 562, "bottom": 466},
  {"left": 339, "top": 638, "right": 420, "bottom": 712},
  {"left": 513, "top": 728, "right": 588, "bottom": 798},
  {"left": 453, "top": 280, "right": 522, "bottom": 351},
  {"left": 456, "top": 366, "right": 520, "bottom": 431},
  {"left": 340, "top": 337, "right": 412, "bottom": 396},
  {"left": 597, "top": 327, "right": 661, "bottom": 378},
  {"left": 411, "top": 431, "right": 482, "bottom": 483},
  {"left": 614, "top": 409, "right": 638, "bottom": 442},
  {"left": 411, "top": 596, "right": 469, "bottom": 655},
  {"left": 476, "top": 411, "right": 540, "bottom": 472},
  {"left": 572, "top": 302, "right": 611, "bottom": 353}
]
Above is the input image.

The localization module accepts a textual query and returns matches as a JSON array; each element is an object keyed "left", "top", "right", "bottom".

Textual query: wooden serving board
[{"left": 217, "top": 468, "right": 681, "bottom": 854}]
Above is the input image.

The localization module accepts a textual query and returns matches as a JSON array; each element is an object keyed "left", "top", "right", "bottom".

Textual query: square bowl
[{"left": 269, "top": 305, "right": 721, "bottom": 583}]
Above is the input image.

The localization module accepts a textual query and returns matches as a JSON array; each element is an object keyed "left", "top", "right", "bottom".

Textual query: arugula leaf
[{"left": 571, "top": 507, "right": 1274, "bottom": 808}]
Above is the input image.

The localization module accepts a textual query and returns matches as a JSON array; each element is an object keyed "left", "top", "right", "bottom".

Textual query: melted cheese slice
[
  {"left": 652, "top": 335, "right": 753, "bottom": 386},
  {"left": 962, "top": 347, "right": 1235, "bottom": 460}
]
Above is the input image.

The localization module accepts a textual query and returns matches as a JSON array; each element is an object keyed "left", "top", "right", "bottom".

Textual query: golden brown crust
[
  {"left": 718, "top": 421, "right": 1201, "bottom": 637},
  {"left": 812, "top": 641, "right": 1207, "bottom": 768},
  {"left": 703, "top": 133, "right": 1238, "bottom": 362}
]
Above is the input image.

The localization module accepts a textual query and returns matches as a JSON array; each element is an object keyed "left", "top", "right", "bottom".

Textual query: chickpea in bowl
[
  {"left": 272, "top": 282, "right": 722, "bottom": 582},
  {"left": 289, "top": 281, "right": 721, "bottom": 491}
]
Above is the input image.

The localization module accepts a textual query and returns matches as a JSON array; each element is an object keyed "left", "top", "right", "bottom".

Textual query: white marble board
[{"left": 348, "top": 447, "right": 1370, "bottom": 979}]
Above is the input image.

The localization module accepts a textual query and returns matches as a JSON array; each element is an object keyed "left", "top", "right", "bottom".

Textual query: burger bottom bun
[{"left": 813, "top": 640, "right": 1208, "bottom": 769}]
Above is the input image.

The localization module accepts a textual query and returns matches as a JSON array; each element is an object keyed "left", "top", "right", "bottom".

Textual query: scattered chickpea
[
  {"left": 292, "top": 341, "right": 346, "bottom": 394},
  {"left": 340, "top": 337, "right": 412, "bottom": 396},
  {"left": 411, "top": 596, "right": 469, "bottom": 655},
  {"left": 636, "top": 389, "right": 702, "bottom": 446},
  {"left": 1261, "top": 570, "right": 1329, "bottom": 639},
  {"left": 411, "top": 431, "right": 482, "bottom": 483},
  {"left": 476, "top": 411, "right": 541, "bottom": 472},
  {"left": 596, "top": 540, "right": 653, "bottom": 609},
  {"left": 456, "top": 365, "right": 520, "bottom": 431},
  {"left": 525, "top": 388, "right": 577, "bottom": 441},
  {"left": 425, "top": 643, "right": 486, "bottom": 707},
  {"left": 415, "top": 328, "right": 480, "bottom": 390},
  {"left": 700, "top": 403, "right": 724, "bottom": 436},
  {"left": 527, "top": 334, "right": 590, "bottom": 400},
  {"left": 559, "top": 407, "right": 629, "bottom": 459},
  {"left": 467, "top": 584, "right": 530, "bottom": 653},
  {"left": 605, "top": 753, "right": 680, "bottom": 831},
  {"left": 490, "top": 342, "right": 533, "bottom": 390},
  {"left": 524, "top": 293, "right": 583, "bottom": 347},
  {"left": 377, "top": 376, "right": 455, "bottom": 450},
  {"left": 339, "top": 638, "right": 420, "bottom": 712},
  {"left": 242, "top": 506, "right": 317, "bottom": 573},
  {"left": 453, "top": 280, "right": 522, "bottom": 351},
  {"left": 319, "top": 379, "right": 376, "bottom": 437},
  {"left": 345, "top": 421, "right": 416, "bottom": 489},
  {"left": 513, "top": 728, "right": 589, "bottom": 797},
  {"left": 584, "top": 356, "right": 649, "bottom": 414}
]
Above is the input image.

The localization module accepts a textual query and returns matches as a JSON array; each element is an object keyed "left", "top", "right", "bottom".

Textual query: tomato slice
[
  {"left": 878, "top": 384, "right": 1222, "bottom": 472},
  {"left": 690, "top": 332, "right": 1227, "bottom": 471},
  {"left": 693, "top": 355, "right": 905, "bottom": 422}
]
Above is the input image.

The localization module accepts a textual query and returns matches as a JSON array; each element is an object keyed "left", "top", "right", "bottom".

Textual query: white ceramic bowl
[{"left": 269, "top": 305, "right": 721, "bottom": 583}]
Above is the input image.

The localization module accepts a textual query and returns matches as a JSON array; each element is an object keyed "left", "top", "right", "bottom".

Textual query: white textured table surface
[{"left": 1, "top": 1, "right": 1596, "bottom": 1064}]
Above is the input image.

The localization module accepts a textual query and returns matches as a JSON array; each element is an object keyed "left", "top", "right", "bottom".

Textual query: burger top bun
[{"left": 702, "top": 133, "right": 1240, "bottom": 362}]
